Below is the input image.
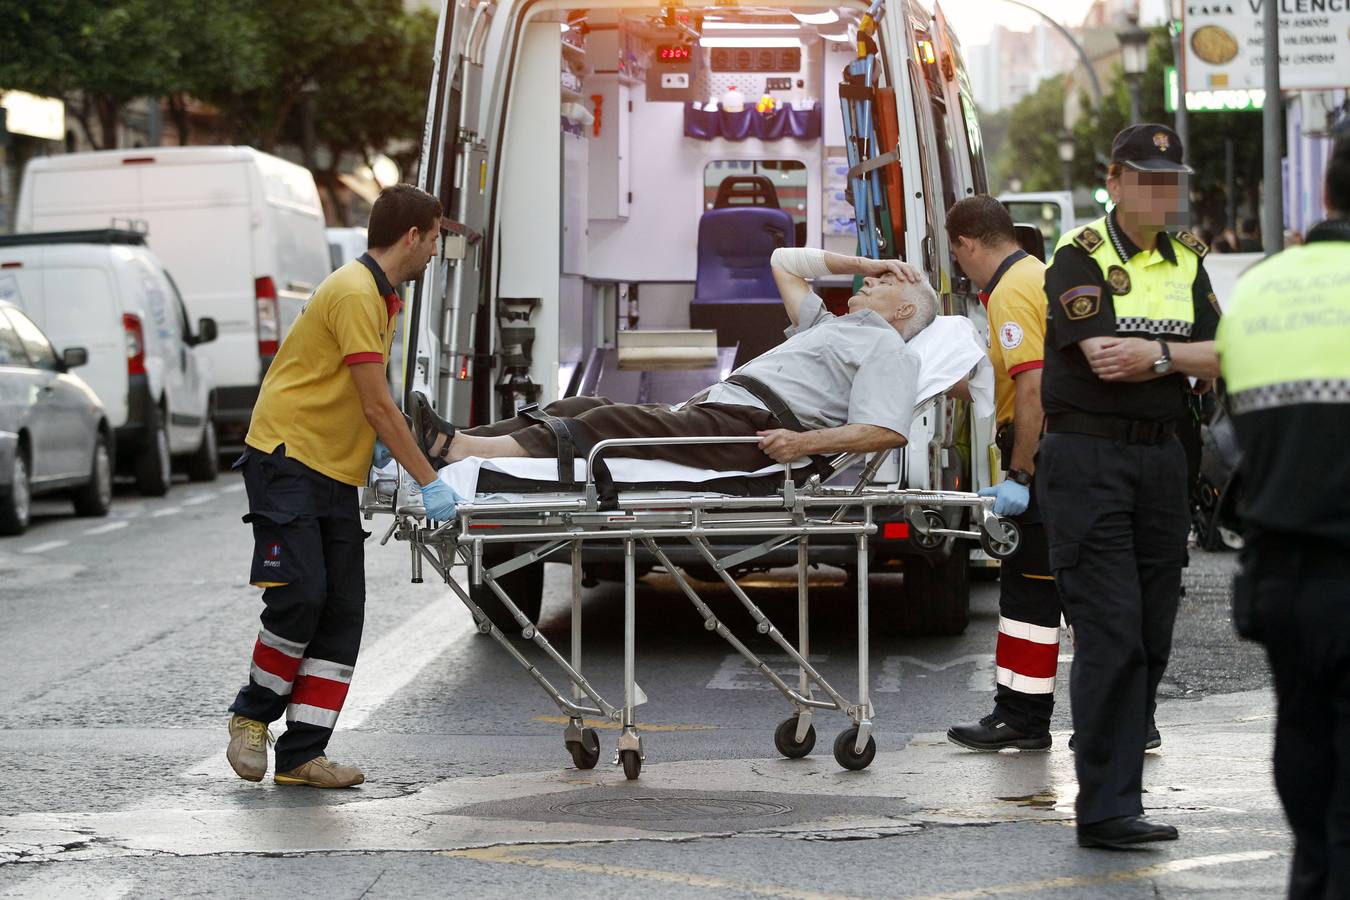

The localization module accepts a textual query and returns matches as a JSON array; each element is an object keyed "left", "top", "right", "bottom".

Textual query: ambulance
[{"left": 407, "top": 0, "right": 1007, "bottom": 633}]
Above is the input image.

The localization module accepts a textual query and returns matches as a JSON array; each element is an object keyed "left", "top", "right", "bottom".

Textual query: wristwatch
[
  {"left": 1007, "top": 468, "right": 1033, "bottom": 486},
  {"left": 1151, "top": 340, "right": 1174, "bottom": 375}
]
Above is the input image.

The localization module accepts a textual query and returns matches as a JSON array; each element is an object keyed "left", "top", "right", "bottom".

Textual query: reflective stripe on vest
[
  {"left": 1217, "top": 241, "right": 1350, "bottom": 414},
  {"left": 1054, "top": 217, "right": 1199, "bottom": 338}
]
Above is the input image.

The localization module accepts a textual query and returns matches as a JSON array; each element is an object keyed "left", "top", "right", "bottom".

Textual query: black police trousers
[
  {"left": 1240, "top": 536, "right": 1350, "bottom": 899},
  {"left": 229, "top": 447, "right": 367, "bottom": 773},
  {"left": 992, "top": 488, "right": 1063, "bottom": 735},
  {"left": 1037, "top": 432, "right": 1189, "bottom": 826}
]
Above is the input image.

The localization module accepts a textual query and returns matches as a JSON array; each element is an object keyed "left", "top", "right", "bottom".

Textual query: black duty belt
[
  {"left": 1045, "top": 412, "right": 1176, "bottom": 445},
  {"left": 723, "top": 373, "right": 806, "bottom": 432}
]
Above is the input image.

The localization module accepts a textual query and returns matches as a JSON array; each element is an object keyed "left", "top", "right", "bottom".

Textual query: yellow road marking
[
  {"left": 910, "top": 849, "right": 1286, "bottom": 899},
  {"left": 532, "top": 715, "right": 717, "bottom": 732},
  {"left": 444, "top": 844, "right": 859, "bottom": 900}
]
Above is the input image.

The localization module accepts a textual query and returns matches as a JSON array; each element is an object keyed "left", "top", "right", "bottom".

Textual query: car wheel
[
  {"left": 72, "top": 433, "right": 113, "bottom": 517},
  {"left": 470, "top": 544, "right": 545, "bottom": 635},
  {"left": 186, "top": 414, "right": 219, "bottom": 482},
  {"left": 135, "top": 404, "right": 172, "bottom": 497},
  {"left": 0, "top": 450, "right": 32, "bottom": 536}
]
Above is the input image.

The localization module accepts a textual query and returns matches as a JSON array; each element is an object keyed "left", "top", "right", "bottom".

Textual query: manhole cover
[{"left": 552, "top": 797, "right": 792, "bottom": 820}]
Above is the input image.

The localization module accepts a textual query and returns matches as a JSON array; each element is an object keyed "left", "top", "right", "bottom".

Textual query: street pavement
[{"left": 0, "top": 469, "right": 1288, "bottom": 898}]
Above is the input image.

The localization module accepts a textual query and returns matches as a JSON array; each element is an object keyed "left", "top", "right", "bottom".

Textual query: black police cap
[{"left": 1111, "top": 123, "right": 1194, "bottom": 174}]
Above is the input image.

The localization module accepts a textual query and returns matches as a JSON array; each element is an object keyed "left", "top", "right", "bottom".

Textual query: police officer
[
  {"left": 944, "top": 195, "right": 1062, "bottom": 752},
  {"left": 1219, "top": 134, "right": 1350, "bottom": 897},
  {"left": 1039, "top": 124, "right": 1220, "bottom": 848},
  {"left": 224, "top": 185, "right": 460, "bottom": 788}
]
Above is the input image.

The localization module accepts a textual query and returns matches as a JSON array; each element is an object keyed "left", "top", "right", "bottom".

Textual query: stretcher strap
[
  {"left": 518, "top": 403, "right": 619, "bottom": 509},
  {"left": 724, "top": 373, "right": 806, "bottom": 432},
  {"left": 847, "top": 149, "right": 900, "bottom": 182}
]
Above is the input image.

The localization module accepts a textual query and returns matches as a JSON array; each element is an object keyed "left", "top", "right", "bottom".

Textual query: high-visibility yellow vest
[
  {"left": 1054, "top": 216, "right": 1203, "bottom": 339},
  {"left": 1218, "top": 239, "right": 1350, "bottom": 413}
]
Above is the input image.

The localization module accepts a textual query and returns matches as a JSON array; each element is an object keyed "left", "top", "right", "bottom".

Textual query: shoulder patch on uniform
[
  {"left": 1073, "top": 228, "right": 1105, "bottom": 254},
  {"left": 998, "top": 321, "right": 1024, "bottom": 350},
  {"left": 1207, "top": 291, "right": 1222, "bottom": 316},
  {"left": 1175, "top": 230, "right": 1209, "bottom": 258},
  {"left": 1059, "top": 285, "right": 1101, "bottom": 321},
  {"left": 1106, "top": 265, "right": 1131, "bottom": 295}
]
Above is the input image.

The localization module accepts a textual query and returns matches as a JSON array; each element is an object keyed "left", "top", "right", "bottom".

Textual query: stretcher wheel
[
  {"left": 911, "top": 509, "right": 946, "bottom": 550},
  {"left": 774, "top": 716, "right": 817, "bottom": 759},
  {"left": 980, "top": 518, "right": 1022, "bottom": 560},
  {"left": 620, "top": 748, "right": 642, "bottom": 780},
  {"left": 833, "top": 727, "right": 876, "bottom": 771},
  {"left": 567, "top": 728, "right": 601, "bottom": 770}
]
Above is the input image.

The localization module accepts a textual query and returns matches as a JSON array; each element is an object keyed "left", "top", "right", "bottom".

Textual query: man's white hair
[{"left": 901, "top": 280, "right": 939, "bottom": 341}]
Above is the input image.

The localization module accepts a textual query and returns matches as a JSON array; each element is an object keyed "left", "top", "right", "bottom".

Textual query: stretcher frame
[{"left": 364, "top": 435, "right": 1019, "bottom": 779}]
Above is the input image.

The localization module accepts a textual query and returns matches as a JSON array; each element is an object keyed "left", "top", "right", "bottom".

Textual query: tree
[{"left": 993, "top": 75, "right": 1068, "bottom": 193}]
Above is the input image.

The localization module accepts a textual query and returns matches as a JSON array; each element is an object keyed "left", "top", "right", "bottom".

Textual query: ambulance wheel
[
  {"left": 980, "top": 518, "right": 1021, "bottom": 560},
  {"left": 833, "top": 727, "right": 876, "bottom": 772},
  {"left": 620, "top": 749, "right": 642, "bottom": 780},
  {"left": 568, "top": 728, "right": 601, "bottom": 770},
  {"left": 471, "top": 544, "right": 544, "bottom": 635},
  {"left": 774, "top": 716, "right": 816, "bottom": 759},
  {"left": 888, "top": 542, "right": 971, "bottom": 636}
]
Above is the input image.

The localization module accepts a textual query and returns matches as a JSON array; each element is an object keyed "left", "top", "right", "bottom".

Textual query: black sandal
[{"left": 409, "top": 391, "right": 458, "bottom": 467}]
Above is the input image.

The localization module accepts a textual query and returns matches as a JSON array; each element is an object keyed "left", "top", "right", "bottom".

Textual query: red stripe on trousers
[
  {"left": 290, "top": 674, "right": 351, "bottom": 712},
  {"left": 253, "top": 640, "right": 303, "bottom": 682},
  {"left": 996, "top": 632, "right": 1060, "bottom": 679}
]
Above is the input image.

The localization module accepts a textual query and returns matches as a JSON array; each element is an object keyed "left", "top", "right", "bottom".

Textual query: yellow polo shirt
[
  {"left": 983, "top": 253, "right": 1048, "bottom": 426},
  {"left": 245, "top": 257, "right": 399, "bottom": 486}
]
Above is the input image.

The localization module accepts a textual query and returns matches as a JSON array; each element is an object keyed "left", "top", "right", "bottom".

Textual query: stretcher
[{"left": 363, "top": 458, "right": 1015, "bottom": 779}]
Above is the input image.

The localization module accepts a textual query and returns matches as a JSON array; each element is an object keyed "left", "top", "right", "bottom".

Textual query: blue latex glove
[
  {"left": 372, "top": 439, "right": 392, "bottom": 469},
  {"left": 420, "top": 479, "right": 463, "bottom": 520},
  {"left": 978, "top": 479, "right": 1030, "bottom": 517}
]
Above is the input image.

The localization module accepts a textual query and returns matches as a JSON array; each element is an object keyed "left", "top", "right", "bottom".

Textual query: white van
[
  {"left": 408, "top": 0, "right": 999, "bottom": 633},
  {"left": 15, "top": 147, "right": 331, "bottom": 449},
  {"left": 326, "top": 226, "right": 369, "bottom": 271},
  {"left": 0, "top": 230, "right": 218, "bottom": 495}
]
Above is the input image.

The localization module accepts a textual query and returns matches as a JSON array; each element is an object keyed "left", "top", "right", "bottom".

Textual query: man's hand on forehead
[{"left": 864, "top": 258, "right": 924, "bottom": 283}]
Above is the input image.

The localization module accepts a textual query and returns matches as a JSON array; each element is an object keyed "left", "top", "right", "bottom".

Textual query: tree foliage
[{"left": 995, "top": 26, "right": 1267, "bottom": 229}]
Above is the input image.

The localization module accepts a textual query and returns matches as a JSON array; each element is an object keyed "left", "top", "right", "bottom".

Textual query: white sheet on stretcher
[{"left": 388, "top": 315, "right": 993, "bottom": 500}]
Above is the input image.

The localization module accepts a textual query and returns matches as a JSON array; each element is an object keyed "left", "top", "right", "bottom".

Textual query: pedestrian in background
[
  {"left": 943, "top": 195, "right": 1062, "bottom": 754},
  {"left": 1238, "top": 217, "right": 1263, "bottom": 253},
  {"left": 225, "top": 184, "right": 460, "bottom": 788},
  {"left": 1219, "top": 133, "right": 1350, "bottom": 898},
  {"left": 1037, "top": 124, "right": 1220, "bottom": 849}
]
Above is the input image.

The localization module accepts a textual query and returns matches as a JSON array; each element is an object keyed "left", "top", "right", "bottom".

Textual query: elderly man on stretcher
[{"left": 407, "top": 250, "right": 947, "bottom": 499}]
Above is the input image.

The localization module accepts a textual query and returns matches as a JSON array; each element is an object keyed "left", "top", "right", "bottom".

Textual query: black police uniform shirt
[{"left": 1042, "top": 209, "right": 1220, "bottom": 422}]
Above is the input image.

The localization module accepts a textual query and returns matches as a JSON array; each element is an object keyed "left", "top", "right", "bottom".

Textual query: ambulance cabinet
[{"left": 588, "top": 73, "right": 631, "bottom": 221}]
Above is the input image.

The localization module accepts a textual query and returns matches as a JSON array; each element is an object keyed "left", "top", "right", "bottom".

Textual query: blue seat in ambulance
[{"left": 691, "top": 175, "right": 795, "bottom": 366}]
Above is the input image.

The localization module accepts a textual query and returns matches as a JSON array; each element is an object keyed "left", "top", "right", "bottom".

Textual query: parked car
[
  {"left": 326, "top": 226, "right": 368, "bottom": 271},
  {"left": 0, "top": 300, "right": 113, "bottom": 534},
  {"left": 15, "top": 146, "right": 331, "bottom": 449},
  {"left": 0, "top": 229, "right": 218, "bottom": 495}
]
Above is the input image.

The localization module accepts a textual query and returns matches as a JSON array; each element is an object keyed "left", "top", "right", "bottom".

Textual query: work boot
[
  {"left": 410, "top": 391, "right": 457, "bottom": 468},
  {"left": 1077, "top": 815, "right": 1178, "bottom": 849},
  {"left": 274, "top": 756, "right": 365, "bottom": 788},
  {"left": 226, "top": 714, "right": 272, "bottom": 782},
  {"left": 1068, "top": 724, "right": 1161, "bottom": 753},
  {"left": 947, "top": 713, "right": 1051, "bottom": 752}
]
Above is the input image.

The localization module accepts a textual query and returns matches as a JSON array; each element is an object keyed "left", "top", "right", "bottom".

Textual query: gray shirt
[{"left": 702, "top": 293, "right": 920, "bottom": 438}]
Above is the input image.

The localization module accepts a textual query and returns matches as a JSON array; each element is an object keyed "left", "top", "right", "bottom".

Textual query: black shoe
[
  {"left": 947, "top": 714, "right": 1051, "bottom": 752},
  {"left": 1068, "top": 724, "right": 1161, "bottom": 753},
  {"left": 410, "top": 391, "right": 457, "bottom": 468},
  {"left": 1077, "top": 815, "right": 1178, "bottom": 849}
]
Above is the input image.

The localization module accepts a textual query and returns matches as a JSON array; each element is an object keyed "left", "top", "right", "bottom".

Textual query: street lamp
[
  {"left": 1058, "top": 130, "right": 1076, "bottom": 194},
  {"left": 1117, "top": 16, "right": 1150, "bottom": 123}
]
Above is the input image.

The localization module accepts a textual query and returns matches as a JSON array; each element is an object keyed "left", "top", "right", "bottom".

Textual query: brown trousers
[{"left": 462, "top": 396, "right": 779, "bottom": 471}]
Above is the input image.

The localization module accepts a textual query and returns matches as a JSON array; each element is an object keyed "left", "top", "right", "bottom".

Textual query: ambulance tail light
[
  {"left": 123, "top": 313, "right": 146, "bottom": 376},
  {"left": 882, "top": 522, "right": 910, "bottom": 540},
  {"left": 256, "top": 276, "right": 279, "bottom": 356}
]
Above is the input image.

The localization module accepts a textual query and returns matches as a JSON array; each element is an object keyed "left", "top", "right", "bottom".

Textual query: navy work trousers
[
  {"left": 1037, "top": 432, "right": 1189, "bottom": 826},
  {"left": 229, "top": 446, "right": 367, "bottom": 772},
  {"left": 1243, "top": 537, "right": 1350, "bottom": 899}
]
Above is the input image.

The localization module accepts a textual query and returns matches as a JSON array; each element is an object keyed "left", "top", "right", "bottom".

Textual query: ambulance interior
[{"left": 485, "top": 2, "right": 987, "bottom": 430}]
